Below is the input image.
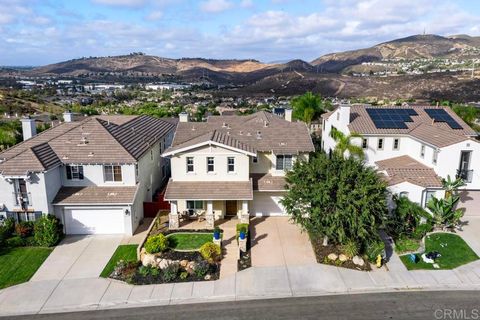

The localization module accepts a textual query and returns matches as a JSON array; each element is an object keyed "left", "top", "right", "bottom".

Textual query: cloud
[
  {"left": 199, "top": 0, "right": 233, "bottom": 13},
  {"left": 91, "top": 0, "right": 146, "bottom": 7},
  {"left": 240, "top": 0, "right": 253, "bottom": 8},
  {"left": 146, "top": 10, "right": 163, "bottom": 21}
]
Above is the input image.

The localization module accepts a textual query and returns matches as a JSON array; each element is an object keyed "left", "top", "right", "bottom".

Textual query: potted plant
[
  {"left": 238, "top": 226, "right": 247, "bottom": 240},
  {"left": 213, "top": 227, "right": 221, "bottom": 240}
]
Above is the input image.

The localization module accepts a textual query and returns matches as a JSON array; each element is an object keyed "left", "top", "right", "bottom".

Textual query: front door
[{"left": 225, "top": 201, "right": 237, "bottom": 216}]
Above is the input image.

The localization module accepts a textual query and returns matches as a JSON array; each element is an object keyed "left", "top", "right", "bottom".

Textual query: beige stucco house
[{"left": 162, "top": 110, "right": 314, "bottom": 228}]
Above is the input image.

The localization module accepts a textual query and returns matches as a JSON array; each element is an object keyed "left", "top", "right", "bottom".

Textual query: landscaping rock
[
  {"left": 158, "top": 258, "right": 174, "bottom": 269},
  {"left": 338, "top": 254, "right": 348, "bottom": 262},
  {"left": 142, "top": 253, "right": 156, "bottom": 267},
  {"left": 186, "top": 261, "right": 197, "bottom": 274},
  {"left": 352, "top": 256, "right": 365, "bottom": 266},
  {"left": 180, "top": 259, "right": 189, "bottom": 268},
  {"left": 204, "top": 274, "right": 212, "bottom": 280},
  {"left": 327, "top": 253, "right": 338, "bottom": 261}
]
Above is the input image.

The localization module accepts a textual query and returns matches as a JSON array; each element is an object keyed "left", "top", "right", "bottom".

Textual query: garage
[
  {"left": 251, "top": 192, "right": 287, "bottom": 216},
  {"left": 63, "top": 208, "right": 126, "bottom": 234}
]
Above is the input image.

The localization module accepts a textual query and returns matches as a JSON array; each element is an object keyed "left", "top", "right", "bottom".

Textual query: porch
[{"left": 163, "top": 179, "right": 253, "bottom": 230}]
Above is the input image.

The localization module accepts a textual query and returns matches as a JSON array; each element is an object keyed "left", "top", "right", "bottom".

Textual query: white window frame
[
  {"left": 432, "top": 150, "right": 438, "bottom": 165},
  {"left": 399, "top": 191, "right": 409, "bottom": 198},
  {"left": 420, "top": 145, "right": 425, "bottom": 158},
  {"left": 227, "top": 157, "right": 235, "bottom": 173},
  {"left": 104, "top": 165, "right": 122, "bottom": 182},
  {"left": 207, "top": 157, "right": 215, "bottom": 173},
  {"left": 186, "top": 157, "right": 194, "bottom": 173},
  {"left": 186, "top": 200, "right": 204, "bottom": 211},
  {"left": 362, "top": 138, "right": 368, "bottom": 149},
  {"left": 424, "top": 190, "right": 436, "bottom": 207},
  {"left": 276, "top": 155, "right": 293, "bottom": 171},
  {"left": 393, "top": 138, "right": 400, "bottom": 150},
  {"left": 66, "top": 165, "right": 84, "bottom": 180},
  {"left": 377, "top": 138, "right": 384, "bottom": 150}
]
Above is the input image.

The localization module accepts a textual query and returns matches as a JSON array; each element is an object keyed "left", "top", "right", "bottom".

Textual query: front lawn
[
  {"left": 100, "top": 244, "right": 138, "bottom": 278},
  {"left": 167, "top": 233, "right": 213, "bottom": 251},
  {"left": 400, "top": 233, "right": 479, "bottom": 270},
  {"left": 0, "top": 247, "right": 53, "bottom": 289},
  {"left": 395, "top": 237, "right": 421, "bottom": 254}
]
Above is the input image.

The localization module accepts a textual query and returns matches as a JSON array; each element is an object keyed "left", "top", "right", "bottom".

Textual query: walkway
[
  {"left": 250, "top": 217, "right": 316, "bottom": 267},
  {"left": 31, "top": 235, "right": 123, "bottom": 281},
  {"left": 218, "top": 219, "right": 239, "bottom": 279}
]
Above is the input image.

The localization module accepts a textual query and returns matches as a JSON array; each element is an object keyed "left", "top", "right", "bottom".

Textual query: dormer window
[
  {"left": 104, "top": 165, "right": 122, "bottom": 182},
  {"left": 66, "top": 165, "right": 84, "bottom": 180},
  {"left": 186, "top": 157, "right": 194, "bottom": 173}
]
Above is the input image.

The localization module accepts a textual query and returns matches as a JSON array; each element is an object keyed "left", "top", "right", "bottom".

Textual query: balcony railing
[
  {"left": 457, "top": 169, "right": 474, "bottom": 183},
  {"left": 13, "top": 192, "right": 31, "bottom": 207}
]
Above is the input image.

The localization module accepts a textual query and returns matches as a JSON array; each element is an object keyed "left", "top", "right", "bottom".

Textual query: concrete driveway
[
  {"left": 250, "top": 217, "right": 316, "bottom": 267},
  {"left": 458, "top": 217, "right": 480, "bottom": 256},
  {"left": 31, "top": 235, "right": 123, "bottom": 281}
]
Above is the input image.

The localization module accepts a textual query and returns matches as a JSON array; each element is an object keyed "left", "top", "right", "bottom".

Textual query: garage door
[
  {"left": 460, "top": 190, "right": 480, "bottom": 217},
  {"left": 251, "top": 192, "right": 287, "bottom": 216},
  {"left": 64, "top": 208, "right": 125, "bottom": 234}
]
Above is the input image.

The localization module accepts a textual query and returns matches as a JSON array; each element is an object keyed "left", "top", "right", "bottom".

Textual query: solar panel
[
  {"left": 366, "top": 108, "right": 416, "bottom": 129},
  {"left": 425, "top": 109, "right": 463, "bottom": 129}
]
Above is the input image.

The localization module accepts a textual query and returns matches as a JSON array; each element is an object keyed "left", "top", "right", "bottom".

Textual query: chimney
[
  {"left": 179, "top": 112, "right": 189, "bottom": 123},
  {"left": 338, "top": 103, "right": 351, "bottom": 127},
  {"left": 21, "top": 116, "right": 37, "bottom": 141},
  {"left": 63, "top": 111, "right": 73, "bottom": 123},
  {"left": 285, "top": 109, "right": 293, "bottom": 122}
]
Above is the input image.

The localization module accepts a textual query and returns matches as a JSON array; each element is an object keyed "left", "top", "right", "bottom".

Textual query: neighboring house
[
  {"left": 0, "top": 113, "right": 177, "bottom": 235},
  {"left": 322, "top": 104, "right": 480, "bottom": 210},
  {"left": 162, "top": 110, "right": 314, "bottom": 228}
]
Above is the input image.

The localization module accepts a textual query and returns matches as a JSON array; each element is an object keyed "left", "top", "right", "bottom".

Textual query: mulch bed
[{"left": 310, "top": 237, "right": 372, "bottom": 271}]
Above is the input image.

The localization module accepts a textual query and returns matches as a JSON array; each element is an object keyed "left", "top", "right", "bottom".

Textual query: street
[{"left": 5, "top": 291, "right": 480, "bottom": 320}]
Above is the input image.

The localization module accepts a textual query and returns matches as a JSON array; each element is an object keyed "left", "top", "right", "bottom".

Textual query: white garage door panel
[
  {"left": 64, "top": 208, "right": 125, "bottom": 234},
  {"left": 252, "top": 192, "right": 286, "bottom": 216}
]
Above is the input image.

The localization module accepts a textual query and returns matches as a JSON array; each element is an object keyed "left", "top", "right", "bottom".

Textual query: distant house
[
  {"left": 0, "top": 113, "right": 177, "bottom": 235},
  {"left": 322, "top": 104, "right": 480, "bottom": 211}
]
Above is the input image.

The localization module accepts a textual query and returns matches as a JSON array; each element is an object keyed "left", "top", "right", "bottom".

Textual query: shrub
[
  {"left": 412, "top": 222, "right": 433, "bottom": 240},
  {"left": 180, "top": 271, "right": 188, "bottom": 280},
  {"left": 144, "top": 234, "right": 169, "bottom": 254},
  {"left": 365, "top": 240, "right": 385, "bottom": 262},
  {"left": 0, "top": 217, "right": 15, "bottom": 245},
  {"left": 24, "top": 236, "right": 36, "bottom": 246},
  {"left": 199, "top": 242, "right": 221, "bottom": 262},
  {"left": 387, "top": 196, "right": 431, "bottom": 238},
  {"left": 138, "top": 266, "right": 150, "bottom": 277},
  {"left": 195, "top": 260, "right": 210, "bottom": 278},
  {"left": 341, "top": 239, "right": 359, "bottom": 258},
  {"left": 162, "top": 262, "right": 180, "bottom": 282},
  {"left": 6, "top": 236, "right": 25, "bottom": 248},
  {"left": 15, "top": 221, "right": 34, "bottom": 238},
  {"left": 34, "top": 214, "right": 63, "bottom": 247},
  {"left": 236, "top": 223, "right": 249, "bottom": 239}
]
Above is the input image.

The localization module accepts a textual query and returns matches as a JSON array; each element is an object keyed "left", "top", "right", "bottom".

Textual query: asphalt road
[{"left": 5, "top": 291, "right": 480, "bottom": 320}]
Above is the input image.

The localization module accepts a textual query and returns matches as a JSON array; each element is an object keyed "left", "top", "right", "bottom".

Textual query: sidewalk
[{"left": 2, "top": 260, "right": 480, "bottom": 317}]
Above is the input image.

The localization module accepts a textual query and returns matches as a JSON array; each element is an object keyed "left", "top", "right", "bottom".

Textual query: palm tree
[
  {"left": 291, "top": 92, "right": 324, "bottom": 124},
  {"left": 330, "top": 127, "right": 364, "bottom": 158},
  {"left": 427, "top": 195, "right": 463, "bottom": 228},
  {"left": 441, "top": 175, "right": 465, "bottom": 199}
]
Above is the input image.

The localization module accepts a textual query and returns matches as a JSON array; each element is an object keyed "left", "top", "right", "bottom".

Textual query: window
[
  {"left": 207, "top": 157, "right": 215, "bottom": 172},
  {"left": 186, "top": 157, "right": 194, "bottom": 173},
  {"left": 135, "top": 164, "right": 139, "bottom": 182},
  {"left": 393, "top": 138, "right": 400, "bottom": 150},
  {"left": 377, "top": 138, "right": 384, "bottom": 150},
  {"left": 399, "top": 191, "right": 409, "bottom": 198},
  {"left": 276, "top": 155, "right": 293, "bottom": 171},
  {"left": 150, "top": 150, "right": 153, "bottom": 161},
  {"left": 104, "top": 165, "right": 122, "bottom": 182},
  {"left": 252, "top": 156, "right": 258, "bottom": 163},
  {"left": 432, "top": 150, "right": 438, "bottom": 165},
  {"left": 227, "top": 157, "right": 235, "bottom": 173},
  {"left": 362, "top": 138, "right": 368, "bottom": 149},
  {"left": 420, "top": 145, "right": 425, "bottom": 158},
  {"left": 424, "top": 190, "right": 436, "bottom": 207},
  {"left": 66, "top": 165, "right": 84, "bottom": 180},
  {"left": 186, "top": 200, "right": 203, "bottom": 210}
]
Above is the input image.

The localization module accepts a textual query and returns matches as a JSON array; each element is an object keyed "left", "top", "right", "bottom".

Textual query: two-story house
[
  {"left": 0, "top": 113, "right": 177, "bottom": 235},
  {"left": 322, "top": 104, "right": 480, "bottom": 210},
  {"left": 162, "top": 111, "right": 314, "bottom": 229}
]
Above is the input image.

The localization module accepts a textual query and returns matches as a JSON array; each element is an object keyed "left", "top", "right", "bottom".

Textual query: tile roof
[
  {"left": 251, "top": 173, "right": 287, "bottom": 191},
  {"left": 0, "top": 115, "right": 177, "bottom": 176},
  {"left": 52, "top": 186, "right": 138, "bottom": 204},
  {"left": 376, "top": 155, "right": 443, "bottom": 188},
  {"left": 164, "top": 178, "right": 253, "bottom": 200},
  {"left": 347, "top": 104, "right": 476, "bottom": 147},
  {"left": 164, "top": 111, "right": 314, "bottom": 156}
]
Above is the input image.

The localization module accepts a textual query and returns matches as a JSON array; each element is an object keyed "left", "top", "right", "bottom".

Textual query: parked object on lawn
[
  {"left": 408, "top": 253, "right": 419, "bottom": 263},
  {"left": 426, "top": 251, "right": 442, "bottom": 260},
  {"left": 421, "top": 253, "right": 435, "bottom": 264}
]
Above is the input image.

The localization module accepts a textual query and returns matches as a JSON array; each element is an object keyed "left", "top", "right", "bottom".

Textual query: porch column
[
  {"left": 169, "top": 201, "right": 179, "bottom": 229},
  {"left": 240, "top": 200, "right": 249, "bottom": 224},
  {"left": 206, "top": 200, "right": 214, "bottom": 229}
]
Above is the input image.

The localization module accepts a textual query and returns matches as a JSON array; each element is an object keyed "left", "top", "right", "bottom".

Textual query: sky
[{"left": 1, "top": 0, "right": 480, "bottom": 66}]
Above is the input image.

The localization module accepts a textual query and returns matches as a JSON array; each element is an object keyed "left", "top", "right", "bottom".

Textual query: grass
[
  {"left": 100, "top": 244, "right": 138, "bottom": 278},
  {"left": 395, "top": 237, "right": 421, "bottom": 254},
  {"left": 167, "top": 232, "right": 213, "bottom": 251},
  {"left": 400, "top": 233, "right": 479, "bottom": 270},
  {"left": 0, "top": 247, "right": 53, "bottom": 289}
]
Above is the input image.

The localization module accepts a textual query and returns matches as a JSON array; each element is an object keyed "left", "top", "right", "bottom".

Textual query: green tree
[
  {"left": 291, "top": 92, "right": 324, "bottom": 124},
  {"left": 427, "top": 196, "right": 463, "bottom": 228},
  {"left": 330, "top": 127, "right": 364, "bottom": 158},
  {"left": 281, "top": 152, "right": 388, "bottom": 251},
  {"left": 387, "top": 196, "right": 431, "bottom": 238}
]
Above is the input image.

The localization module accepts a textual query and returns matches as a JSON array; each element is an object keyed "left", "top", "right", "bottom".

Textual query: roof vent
[
  {"left": 222, "top": 122, "right": 227, "bottom": 128},
  {"left": 191, "top": 126, "right": 196, "bottom": 131},
  {"left": 264, "top": 121, "right": 269, "bottom": 127},
  {"left": 256, "top": 131, "right": 262, "bottom": 139},
  {"left": 279, "top": 142, "right": 286, "bottom": 146},
  {"left": 227, "top": 131, "right": 230, "bottom": 136},
  {"left": 239, "top": 130, "right": 243, "bottom": 135},
  {"left": 78, "top": 136, "right": 88, "bottom": 146},
  {"left": 88, "top": 152, "right": 94, "bottom": 157},
  {"left": 62, "top": 155, "right": 69, "bottom": 160},
  {"left": 247, "top": 132, "right": 252, "bottom": 136}
]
